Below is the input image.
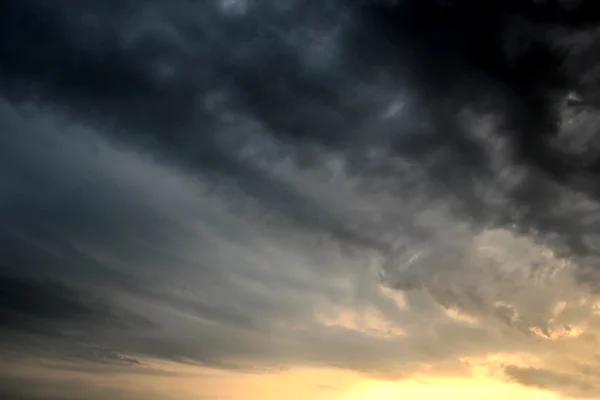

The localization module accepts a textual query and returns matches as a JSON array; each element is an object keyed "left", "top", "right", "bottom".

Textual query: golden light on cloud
[
  {"left": 316, "top": 305, "right": 407, "bottom": 338},
  {"left": 445, "top": 307, "right": 479, "bottom": 324}
]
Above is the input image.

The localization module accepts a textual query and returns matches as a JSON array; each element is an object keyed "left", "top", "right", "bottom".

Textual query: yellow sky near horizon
[{"left": 1, "top": 357, "right": 580, "bottom": 400}]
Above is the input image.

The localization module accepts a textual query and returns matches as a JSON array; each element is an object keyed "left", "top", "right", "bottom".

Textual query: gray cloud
[
  {"left": 0, "top": 374, "right": 168, "bottom": 400},
  {"left": 0, "top": 273, "right": 152, "bottom": 336},
  {"left": 2, "top": 0, "right": 600, "bottom": 263}
]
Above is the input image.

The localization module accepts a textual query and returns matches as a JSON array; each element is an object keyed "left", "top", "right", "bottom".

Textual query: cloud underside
[{"left": 2, "top": 0, "right": 600, "bottom": 398}]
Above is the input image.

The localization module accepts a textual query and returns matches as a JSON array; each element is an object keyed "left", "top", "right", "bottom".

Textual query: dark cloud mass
[{"left": 3, "top": 0, "right": 600, "bottom": 398}]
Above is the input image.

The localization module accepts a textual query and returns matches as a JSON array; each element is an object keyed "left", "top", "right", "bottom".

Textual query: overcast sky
[{"left": 2, "top": 0, "right": 600, "bottom": 399}]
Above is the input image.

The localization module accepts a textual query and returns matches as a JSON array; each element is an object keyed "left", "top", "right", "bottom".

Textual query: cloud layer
[{"left": 2, "top": 0, "right": 600, "bottom": 398}]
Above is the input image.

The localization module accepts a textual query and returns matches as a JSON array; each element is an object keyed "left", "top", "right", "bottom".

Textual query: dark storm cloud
[
  {"left": 347, "top": 0, "right": 600, "bottom": 254},
  {"left": 3, "top": 0, "right": 600, "bottom": 263},
  {"left": 0, "top": 273, "right": 135, "bottom": 334}
]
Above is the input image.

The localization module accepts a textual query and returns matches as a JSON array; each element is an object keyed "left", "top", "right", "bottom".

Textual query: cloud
[
  {"left": 504, "top": 365, "right": 599, "bottom": 397},
  {"left": 2, "top": 0, "right": 600, "bottom": 399},
  {"left": 3, "top": 0, "right": 600, "bottom": 263},
  {"left": 0, "top": 374, "right": 171, "bottom": 400},
  {"left": 0, "top": 273, "right": 151, "bottom": 336}
]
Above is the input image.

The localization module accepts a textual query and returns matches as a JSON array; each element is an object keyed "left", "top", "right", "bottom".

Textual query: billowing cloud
[{"left": 2, "top": 0, "right": 600, "bottom": 399}]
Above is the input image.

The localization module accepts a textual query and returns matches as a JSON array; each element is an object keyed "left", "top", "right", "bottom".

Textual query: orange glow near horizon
[
  {"left": 2, "top": 358, "right": 572, "bottom": 400},
  {"left": 344, "top": 377, "right": 562, "bottom": 400}
]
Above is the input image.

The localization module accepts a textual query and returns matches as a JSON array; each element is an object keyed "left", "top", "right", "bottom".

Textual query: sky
[{"left": 2, "top": 0, "right": 600, "bottom": 399}]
